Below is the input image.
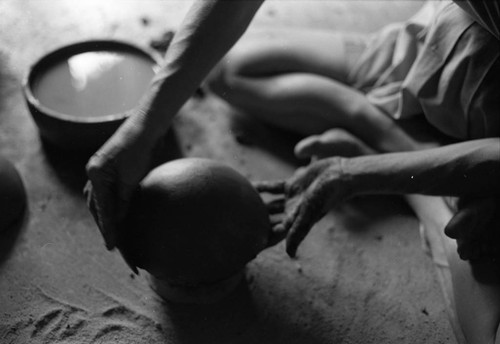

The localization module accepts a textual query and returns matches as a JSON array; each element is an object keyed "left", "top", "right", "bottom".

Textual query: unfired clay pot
[{"left": 118, "top": 158, "right": 270, "bottom": 303}]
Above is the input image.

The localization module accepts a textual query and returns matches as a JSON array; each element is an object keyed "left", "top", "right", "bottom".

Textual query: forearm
[
  {"left": 129, "top": 0, "right": 264, "bottom": 141},
  {"left": 345, "top": 138, "right": 500, "bottom": 197}
]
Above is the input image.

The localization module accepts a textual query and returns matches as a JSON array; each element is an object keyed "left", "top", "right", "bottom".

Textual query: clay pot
[
  {"left": 0, "top": 156, "right": 27, "bottom": 232},
  {"left": 118, "top": 158, "right": 270, "bottom": 300}
]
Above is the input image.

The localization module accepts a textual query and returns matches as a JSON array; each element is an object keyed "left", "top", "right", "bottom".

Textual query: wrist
[
  {"left": 123, "top": 81, "right": 177, "bottom": 145},
  {"left": 338, "top": 157, "right": 359, "bottom": 198},
  {"left": 340, "top": 155, "right": 381, "bottom": 197}
]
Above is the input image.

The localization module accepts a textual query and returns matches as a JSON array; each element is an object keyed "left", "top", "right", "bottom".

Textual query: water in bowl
[{"left": 32, "top": 50, "right": 156, "bottom": 118}]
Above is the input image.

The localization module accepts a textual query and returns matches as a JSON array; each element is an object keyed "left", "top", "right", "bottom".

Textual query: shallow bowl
[{"left": 23, "top": 40, "right": 158, "bottom": 153}]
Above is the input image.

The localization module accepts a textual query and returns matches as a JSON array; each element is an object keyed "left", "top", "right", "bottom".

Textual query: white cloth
[{"left": 347, "top": 0, "right": 500, "bottom": 140}]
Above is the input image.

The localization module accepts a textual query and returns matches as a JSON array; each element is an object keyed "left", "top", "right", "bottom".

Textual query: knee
[{"left": 445, "top": 197, "right": 500, "bottom": 264}]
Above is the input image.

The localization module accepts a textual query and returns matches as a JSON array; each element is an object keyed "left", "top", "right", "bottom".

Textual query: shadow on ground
[
  {"left": 160, "top": 278, "right": 328, "bottom": 344},
  {"left": 0, "top": 210, "right": 28, "bottom": 267}
]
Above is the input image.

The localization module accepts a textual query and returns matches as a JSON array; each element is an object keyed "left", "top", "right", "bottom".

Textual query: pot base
[{"left": 149, "top": 271, "right": 244, "bottom": 304}]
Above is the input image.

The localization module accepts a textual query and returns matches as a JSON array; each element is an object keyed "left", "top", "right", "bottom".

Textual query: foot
[{"left": 294, "top": 128, "right": 377, "bottom": 160}]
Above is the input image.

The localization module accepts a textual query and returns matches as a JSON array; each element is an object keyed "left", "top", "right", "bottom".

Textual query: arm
[
  {"left": 348, "top": 138, "right": 500, "bottom": 197},
  {"left": 129, "top": 0, "right": 265, "bottom": 143},
  {"left": 260, "top": 137, "right": 500, "bottom": 340},
  {"left": 256, "top": 138, "right": 500, "bottom": 257},
  {"left": 86, "top": 0, "right": 265, "bottom": 251}
]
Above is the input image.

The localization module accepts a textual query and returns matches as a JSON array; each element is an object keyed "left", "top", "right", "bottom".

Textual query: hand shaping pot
[{"left": 118, "top": 158, "right": 270, "bottom": 303}]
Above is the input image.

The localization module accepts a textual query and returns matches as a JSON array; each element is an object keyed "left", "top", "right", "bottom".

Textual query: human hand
[
  {"left": 84, "top": 106, "right": 164, "bottom": 255},
  {"left": 255, "top": 157, "right": 352, "bottom": 257},
  {"left": 444, "top": 196, "right": 500, "bottom": 262}
]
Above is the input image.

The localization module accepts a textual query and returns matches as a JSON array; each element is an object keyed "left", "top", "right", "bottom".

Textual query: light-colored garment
[{"left": 347, "top": 0, "right": 500, "bottom": 140}]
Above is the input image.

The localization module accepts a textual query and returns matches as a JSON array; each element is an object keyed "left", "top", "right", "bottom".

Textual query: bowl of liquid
[{"left": 23, "top": 40, "right": 159, "bottom": 153}]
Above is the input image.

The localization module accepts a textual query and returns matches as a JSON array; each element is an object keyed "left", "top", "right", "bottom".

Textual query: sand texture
[{"left": 1, "top": 1, "right": 456, "bottom": 343}]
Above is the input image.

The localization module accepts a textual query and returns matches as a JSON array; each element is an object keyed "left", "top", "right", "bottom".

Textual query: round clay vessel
[
  {"left": 118, "top": 158, "right": 270, "bottom": 301},
  {"left": 0, "top": 156, "right": 27, "bottom": 232}
]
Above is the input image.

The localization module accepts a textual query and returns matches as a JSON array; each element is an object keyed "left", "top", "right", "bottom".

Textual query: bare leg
[{"left": 207, "top": 28, "right": 417, "bottom": 152}]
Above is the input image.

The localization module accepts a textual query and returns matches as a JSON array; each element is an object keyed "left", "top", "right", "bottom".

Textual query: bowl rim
[{"left": 22, "top": 39, "right": 161, "bottom": 124}]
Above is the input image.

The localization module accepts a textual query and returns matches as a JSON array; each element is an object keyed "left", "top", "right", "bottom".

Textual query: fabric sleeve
[{"left": 454, "top": 0, "right": 500, "bottom": 40}]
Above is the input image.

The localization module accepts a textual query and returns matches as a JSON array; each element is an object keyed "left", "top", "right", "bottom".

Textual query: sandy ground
[{"left": 0, "top": 1, "right": 458, "bottom": 343}]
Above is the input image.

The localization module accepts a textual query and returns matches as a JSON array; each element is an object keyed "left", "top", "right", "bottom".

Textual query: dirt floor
[{"left": 0, "top": 1, "right": 458, "bottom": 343}]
